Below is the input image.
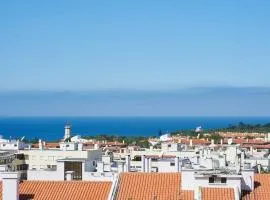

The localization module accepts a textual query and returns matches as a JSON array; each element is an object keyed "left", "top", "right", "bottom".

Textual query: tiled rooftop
[
  {"left": 116, "top": 173, "right": 193, "bottom": 200},
  {"left": 242, "top": 174, "right": 270, "bottom": 200},
  {"left": 201, "top": 188, "right": 235, "bottom": 200},
  {"left": 1, "top": 173, "right": 270, "bottom": 199},
  {"left": 0, "top": 181, "right": 112, "bottom": 200},
  {"left": 181, "top": 139, "right": 211, "bottom": 145},
  {"left": 32, "top": 142, "right": 60, "bottom": 149}
]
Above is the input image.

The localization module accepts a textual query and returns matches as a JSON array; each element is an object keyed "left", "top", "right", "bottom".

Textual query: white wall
[
  {"left": 1, "top": 172, "right": 19, "bottom": 200},
  {"left": 82, "top": 172, "right": 116, "bottom": 181},
  {"left": 27, "top": 170, "right": 63, "bottom": 181},
  {"left": 181, "top": 170, "right": 195, "bottom": 190},
  {"left": 20, "top": 149, "right": 101, "bottom": 170},
  {"left": 60, "top": 142, "right": 78, "bottom": 151},
  {"left": 27, "top": 162, "right": 64, "bottom": 181},
  {"left": 194, "top": 176, "right": 242, "bottom": 195}
]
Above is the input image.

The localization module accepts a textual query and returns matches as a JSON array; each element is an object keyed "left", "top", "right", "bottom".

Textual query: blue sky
[
  {"left": 1, "top": 0, "right": 270, "bottom": 90},
  {"left": 0, "top": 1, "right": 270, "bottom": 116}
]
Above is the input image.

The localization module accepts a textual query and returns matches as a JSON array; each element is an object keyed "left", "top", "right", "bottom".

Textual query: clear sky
[
  {"left": 1, "top": 0, "right": 270, "bottom": 91},
  {"left": 1, "top": 1, "right": 270, "bottom": 116}
]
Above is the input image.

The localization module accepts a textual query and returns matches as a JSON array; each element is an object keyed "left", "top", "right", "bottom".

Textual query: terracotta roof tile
[
  {"left": 32, "top": 143, "right": 60, "bottom": 149},
  {"left": 116, "top": 173, "right": 193, "bottom": 200},
  {"left": 181, "top": 139, "right": 210, "bottom": 145},
  {"left": 224, "top": 139, "right": 267, "bottom": 145},
  {"left": 0, "top": 181, "right": 112, "bottom": 200},
  {"left": 201, "top": 187, "right": 235, "bottom": 200},
  {"left": 242, "top": 144, "right": 270, "bottom": 149}
]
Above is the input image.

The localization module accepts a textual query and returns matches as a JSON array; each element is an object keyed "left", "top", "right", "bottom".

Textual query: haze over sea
[{"left": 0, "top": 116, "right": 270, "bottom": 141}]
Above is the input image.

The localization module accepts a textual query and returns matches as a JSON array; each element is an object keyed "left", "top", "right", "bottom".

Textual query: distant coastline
[{"left": 0, "top": 116, "right": 270, "bottom": 141}]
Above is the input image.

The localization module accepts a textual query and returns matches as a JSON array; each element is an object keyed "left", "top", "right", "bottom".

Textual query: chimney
[
  {"left": 97, "top": 162, "right": 105, "bottom": 173},
  {"left": 199, "top": 149, "right": 203, "bottom": 158},
  {"left": 189, "top": 139, "right": 193, "bottom": 147},
  {"left": 118, "top": 162, "right": 124, "bottom": 173},
  {"left": 241, "top": 152, "right": 245, "bottom": 166},
  {"left": 145, "top": 157, "right": 149, "bottom": 172},
  {"left": 38, "top": 139, "right": 43, "bottom": 150},
  {"left": 78, "top": 143, "right": 83, "bottom": 151},
  {"left": 125, "top": 155, "right": 131, "bottom": 172},
  {"left": 16, "top": 140, "right": 20, "bottom": 150},
  {"left": 94, "top": 143, "right": 99, "bottom": 150},
  {"left": 220, "top": 139, "right": 223, "bottom": 145},
  {"left": 2, "top": 172, "right": 20, "bottom": 200},
  {"left": 211, "top": 139, "right": 214, "bottom": 145},
  {"left": 65, "top": 171, "right": 74, "bottom": 181},
  {"left": 196, "top": 156, "right": 200, "bottom": 164},
  {"left": 148, "top": 157, "right": 152, "bottom": 173},
  {"left": 194, "top": 186, "right": 201, "bottom": 200},
  {"left": 175, "top": 157, "right": 180, "bottom": 172},
  {"left": 141, "top": 155, "right": 146, "bottom": 172}
]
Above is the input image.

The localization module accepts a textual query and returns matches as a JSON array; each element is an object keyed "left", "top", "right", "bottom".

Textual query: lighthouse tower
[{"left": 64, "top": 123, "right": 72, "bottom": 141}]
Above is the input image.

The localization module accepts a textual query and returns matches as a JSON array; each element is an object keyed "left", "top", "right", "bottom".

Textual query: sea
[{"left": 0, "top": 116, "right": 270, "bottom": 141}]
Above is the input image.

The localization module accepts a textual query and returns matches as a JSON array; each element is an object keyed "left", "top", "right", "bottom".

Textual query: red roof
[
  {"left": 116, "top": 173, "right": 193, "bottom": 200},
  {"left": 224, "top": 139, "right": 267, "bottom": 145},
  {"left": 0, "top": 181, "right": 112, "bottom": 200},
  {"left": 201, "top": 187, "right": 235, "bottom": 200},
  {"left": 181, "top": 139, "right": 211, "bottom": 145},
  {"left": 242, "top": 144, "right": 270, "bottom": 149}
]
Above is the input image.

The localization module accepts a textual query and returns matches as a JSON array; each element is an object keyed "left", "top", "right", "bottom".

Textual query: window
[
  {"left": 209, "top": 177, "right": 215, "bottom": 183},
  {"left": 14, "top": 144, "right": 17, "bottom": 147},
  {"left": 64, "top": 161, "right": 82, "bottom": 180},
  {"left": 170, "top": 162, "right": 175, "bottom": 166},
  {"left": 15, "top": 154, "right": 25, "bottom": 160},
  {"left": 209, "top": 176, "right": 227, "bottom": 184},
  {"left": 133, "top": 156, "right": 141, "bottom": 161},
  {"left": 221, "top": 177, "right": 227, "bottom": 183},
  {"left": 168, "top": 144, "right": 171, "bottom": 147},
  {"left": 66, "top": 145, "right": 69, "bottom": 147},
  {"left": 3, "top": 144, "right": 6, "bottom": 147}
]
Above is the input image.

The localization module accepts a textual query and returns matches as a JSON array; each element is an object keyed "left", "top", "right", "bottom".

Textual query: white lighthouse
[{"left": 64, "top": 123, "right": 72, "bottom": 140}]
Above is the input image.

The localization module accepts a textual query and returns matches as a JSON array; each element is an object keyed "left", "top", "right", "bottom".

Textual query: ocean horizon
[{"left": 0, "top": 116, "right": 270, "bottom": 141}]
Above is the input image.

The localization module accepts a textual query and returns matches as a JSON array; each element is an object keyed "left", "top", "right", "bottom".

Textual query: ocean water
[{"left": 0, "top": 116, "right": 270, "bottom": 141}]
